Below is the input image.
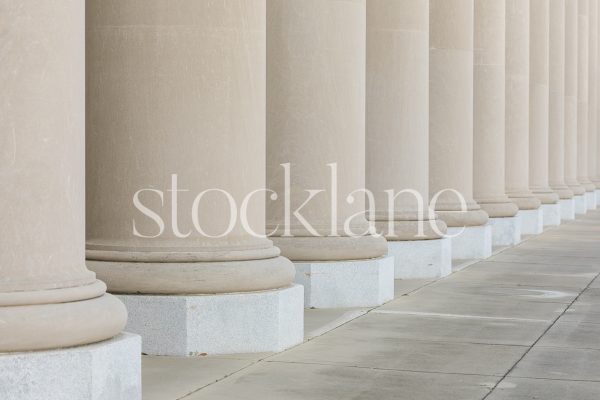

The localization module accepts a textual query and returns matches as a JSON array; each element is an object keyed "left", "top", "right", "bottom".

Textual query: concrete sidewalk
[{"left": 143, "top": 210, "right": 600, "bottom": 400}]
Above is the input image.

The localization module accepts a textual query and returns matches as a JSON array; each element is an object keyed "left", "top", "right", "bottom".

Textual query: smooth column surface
[
  {"left": 596, "top": 0, "right": 600, "bottom": 190},
  {"left": 86, "top": 0, "right": 295, "bottom": 295},
  {"left": 589, "top": 0, "right": 599, "bottom": 198},
  {"left": 565, "top": 0, "right": 586, "bottom": 195},
  {"left": 0, "top": 0, "right": 127, "bottom": 352},
  {"left": 578, "top": 0, "right": 596, "bottom": 192},
  {"left": 473, "top": 0, "right": 519, "bottom": 219},
  {"left": 506, "top": 0, "right": 543, "bottom": 211},
  {"left": 549, "top": 0, "right": 574, "bottom": 199},
  {"left": 430, "top": 0, "right": 489, "bottom": 228},
  {"left": 267, "top": 0, "right": 387, "bottom": 261},
  {"left": 530, "top": 0, "right": 560, "bottom": 206},
  {"left": 367, "top": 0, "right": 450, "bottom": 279}
]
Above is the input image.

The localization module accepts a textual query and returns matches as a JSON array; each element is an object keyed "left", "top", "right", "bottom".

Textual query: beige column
[
  {"left": 266, "top": 0, "right": 387, "bottom": 261},
  {"left": 530, "top": 0, "right": 560, "bottom": 204},
  {"left": 0, "top": 0, "right": 126, "bottom": 352},
  {"left": 596, "top": 0, "right": 600, "bottom": 186},
  {"left": 589, "top": 0, "right": 600, "bottom": 188},
  {"left": 565, "top": 0, "right": 586, "bottom": 194},
  {"left": 549, "top": 0, "right": 574, "bottom": 199},
  {"left": 366, "top": 0, "right": 446, "bottom": 240},
  {"left": 506, "top": 0, "right": 542, "bottom": 209},
  {"left": 430, "top": 0, "right": 489, "bottom": 228},
  {"left": 86, "top": 0, "right": 295, "bottom": 295},
  {"left": 473, "top": 0, "right": 519, "bottom": 218},
  {"left": 578, "top": 0, "right": 596, "bottom": 190}
]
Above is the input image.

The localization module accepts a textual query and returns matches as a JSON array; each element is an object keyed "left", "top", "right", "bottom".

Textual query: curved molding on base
[
  {"left": 373, "top": 218, "right": 447, "bottom": 240},
  {"left": 271, "top": 235, "right": 388, "bottom": 262},
  {"left": 436, "top": 209, "right": 489, "bottom": 228},
  {"left": 0, "top": 294, "right": 127, "bottom": 352},
  {"left": 531, "top": 188, "right": 560, "bottom": 204},
  {"left": 507, "top": 194, "right": 542, "bottom": 210},
  {"left": 550, "top": 184, "right": 575, "bottom": 199},
  {"left": 87, "top": 256, "right": 296, "bottom": 294},
  {"left": 477, "top": 199, "right": 519, "bottom": 218}
]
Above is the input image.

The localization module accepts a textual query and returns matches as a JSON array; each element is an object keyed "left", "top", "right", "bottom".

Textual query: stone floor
[{"left": 143, "top": 210, "right": 600, "bottom": 400}]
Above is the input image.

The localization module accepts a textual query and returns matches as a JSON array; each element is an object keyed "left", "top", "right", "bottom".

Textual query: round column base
[
  {"left": 507, "top": 194, "right": 542, "bottom": 210},
  {"left": 436, "top": 209, "right": 489, "bottom": 228}
]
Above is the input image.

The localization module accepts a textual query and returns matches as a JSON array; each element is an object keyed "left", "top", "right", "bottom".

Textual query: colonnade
[{"left": 2, "top": 0, "right": 600, "bottom": 398}]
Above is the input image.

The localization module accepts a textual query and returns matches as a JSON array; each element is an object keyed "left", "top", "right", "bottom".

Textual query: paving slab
[
  {"left": 486, "top": 377, "right": 600, "bottom": 400},
  {"left": 510, "top": 347, "right": 600, "bottom": 381},
  {"left": 184, "top": 361, "right": 497, "bottom": 400},
  {"left": 537, "top": 320, "right": 600, "bottom": 349}
]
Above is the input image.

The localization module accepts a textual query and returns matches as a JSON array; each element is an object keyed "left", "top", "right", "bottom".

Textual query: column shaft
[
  {"left": 578, "top": 0, "right": 596, "bottom": 190},
  {"left": 429, "top": 0, "right": 488, "bottom": 227},
  {"left": 473, "top": 0, "right": 519, "bottom": 218},
  {"left": 506, "top": 0, "right": 542, "bottom": 209},
  {"left": 0, "top": 0, "right": 126, "bottom": 352},
  {"left": 266, "top": 0, "right": 387, "bottom": 261},
  {"left": 366, "top": 0, "right": 445, "bottom": 239},
  {"left": 590, "top": 0, "right": 600, "bottom": 186},
  {"left": 549, "top": 0, "right": 574, "bottom": 198},
  {"left": 86, "top": 0, "right": 295, "bottom": 294}
]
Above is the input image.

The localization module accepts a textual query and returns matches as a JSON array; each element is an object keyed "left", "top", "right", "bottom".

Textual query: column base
[
  {"left": 559, "top": 198, "right": 576, "bottom": 220},
  {"left": 488, "top": 216, "right": 521, "bottom": 247},
  {"left": 596, "top": 189, "right": 600, "bottom": 206},
  {"left": 517, "top": 209, "right": 543, "bottom": 234},
  {"left": 574, "top": 195, "right": 587, "bottom": 214},
  {"left": 0, "top": 333, "right": 140, "bottom": 400},
  {"left": 295, "top": 256, "right": 394, "bottom": 308},
  {"left": 118, "top": 285, "right": 304, "bottom": 356},
  {"left": 586, "top": 191, "right": 597, "bottom": 210},
  {"left": 387, "top": 238, "right": 451, "bottom": 279},
  {"left": 446, "top": 224, "right": 492, "bottom": 260},
  {"left": 541, "top": 203, "right": 561, "bottom": 226}
]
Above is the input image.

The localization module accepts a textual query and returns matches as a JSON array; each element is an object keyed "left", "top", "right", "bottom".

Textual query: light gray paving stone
[
  {"left": 537, "top": 321, "right": 600, "bottom": 349},
  {"left": 487, "top": 377, "right": 600, "bottom": 400},
  {"left": 510, "top": 347, "right": 600, "bottom": 381}
]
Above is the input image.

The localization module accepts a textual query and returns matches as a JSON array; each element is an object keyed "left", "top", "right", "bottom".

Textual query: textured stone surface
[
  {"left": 518, "top": 209, "right": 544, "bottom": 234},
  {"left": 586, "top": 191, "right": 598, "bottom": 209},
  {"left": 388, "top": 238, "right": 451, "bottom": 279},
  {"left": 575, "top": 194, "right": 587, "bottom": 214},
  {"left": 447, "top": 224, "right": 493, "bottom": 260},
  {"left": 489, "top": 216, "right": 522, "bottom": 246},
  {"left": 541, "top": 203, "right": 562, "bottom": 226},
  {"left": 119, "top": 285, "right": 304, "bottom": 356},
  {"left": 559, "top": 198, "right": 576, "bottom": 220},
  {"left": 295, "top": 256, "right": 394, "bottom": 308},
  {"left": 0, "top": 333, "right": 141, "bottom": 400},
  {"left": 597, "top": 190, "right": 600, "bottom": 206}
]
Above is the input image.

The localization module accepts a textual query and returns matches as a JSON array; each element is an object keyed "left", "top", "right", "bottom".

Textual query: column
[
  {"left": 589, "top": 0, "right": 600, "bottom": 207},
  {"left": 565, "top": 0, "right": 587, "bottom": 214},
  {"left": 578, "top": 0, "right": 597, "bottom": 210},
  {"left": 506, "top": 0, "right": 544, "bottom": 234},
  {"left": 266, "top": 0, "right": 392, "bottom": 308},
  {"left": 473, "top": 0, "right": 521, "bottom": 247},
  {"left": 86, "top": 0, "right": 303, "bottom": 355},
  {"left": 430, "top": 0, "right": 492, "bottom": 260},
  {"left": 549, "top": 0, "right": 576, "bottom": 220},
  {"left": 530, "top": 0, "right": 562, "bottom": 226},
  {"left": 0, "top": 1, "right": 139, "bottom": 398},
  {"left": 595, "top": 0, "right": 600, "bottom": 201},
  {"left": 366, "top": 0, "right": 451, "bottom": 279}
]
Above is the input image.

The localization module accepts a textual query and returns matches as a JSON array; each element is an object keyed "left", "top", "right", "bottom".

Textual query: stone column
[
  {"left": 266, "top": 0, "right": 392, "bottom": 308},
  {"left": 366, "top": 0, "right": 451, "bottom": 279},
  {"left": 549, "top": 0, "right": 576, "bottom": 220},
  {"left": 506, "top": 0, "right": 544, "bottom": 234},
  {"left": 430, "top": 0, "right": 491, "bottom": 260},
  {"left": 0, "top": 1, "right": 139, "bottom": 398},
  {"left": 530, "top": 0, "right": 562, "bottom": 226},
  {"left": 578, "top": 0, "right": 597, "bottom": 210},
  {"left": 86, "top": 0, "right": 303, "bottom": 355},
  {"left": 589, "top": 0, "right": 600, "bottom": 207},
  {"left": 473, "top": 0, "right": 521, "bottom": 246},
  {"left": 595, "top": 0, "right": 600, "bottom": 201},
  {"left": 565, "top": 0, "right": 587, "bottom": 214}
]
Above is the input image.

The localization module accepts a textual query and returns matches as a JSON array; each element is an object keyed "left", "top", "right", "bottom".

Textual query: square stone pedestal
[
  {"left": 295, "top": 256, "right": 394, "bottom": 308},
  {"left": 387, "top": 238, "right": 451, "bottom": 279},
  {"left": 0, "top": 333, "right": 141, "bottom": 400},
  {"left": 489, "top": 216, "right": 521, "bottom": 247},
  {"left": 586, "top": 192, "right": 597, "bottom": 210},
  {"left": 518, "top": 209, "right": 544, "bottom": 234},
  {"left": 559, "top": 198, "right": 576, "bottom": 220},
  {"left": 574, "top": 195, "right": 587, "bottom": 214},
  {"left": 596, "top": 190, "right": 600, "bottom": 206},
  {"left": 118, "top": 285, "right": 304, "bottom": 356},
  {"left": 446, "top": 224, "right": 492, "bottom": 260},
  {"left": 541, "top": 203, "right": 561, "bottom": 226}
]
